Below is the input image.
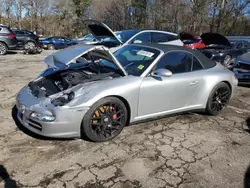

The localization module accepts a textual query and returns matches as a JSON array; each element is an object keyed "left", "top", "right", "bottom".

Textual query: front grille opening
[{"left": 28, "top": 119, "right": 42, "bottom": 131}]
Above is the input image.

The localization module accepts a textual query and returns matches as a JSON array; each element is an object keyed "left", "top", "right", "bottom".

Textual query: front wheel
[
  {"left": 206, "top": 82, "right": 231, "bottom": 116},
  {"left": 48, "top": 44, "right": 55, "bottom": 50},
  {"left": 25, "top": 41, "right": 36, "bottom": 50},
  {"left": 81, "top": 97, "right": 127, "bottom": 142}
]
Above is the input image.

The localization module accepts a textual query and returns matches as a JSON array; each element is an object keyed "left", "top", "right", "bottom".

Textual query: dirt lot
[{"left": 0, "top": 51, "right": 250, "bottom": 188}]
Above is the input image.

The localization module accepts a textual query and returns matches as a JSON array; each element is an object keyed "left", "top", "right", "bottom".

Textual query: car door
[
  {"left": 54, "top": 37, "right": 66, "bottom": 49},
  {"left": 63, "top": 37, "right": 71, "bottom": 47},
  {"left": 14, "top": 30, "right": 26, "bottom": 47},
  {"left": 137, "top": 51, "right": 204, "bottom": 118}
]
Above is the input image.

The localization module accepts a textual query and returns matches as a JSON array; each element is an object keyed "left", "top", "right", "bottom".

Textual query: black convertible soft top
[{"left": 133, "top": 43, "right": 217, "bottom": 69}]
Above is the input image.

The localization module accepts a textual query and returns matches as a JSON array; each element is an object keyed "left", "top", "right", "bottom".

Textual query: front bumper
[
  {"left": 16, "top": 86, "right": 89, "bottom": 138},
  {"left": 16, "top": 106, "right": 88, "bottom": 138}
]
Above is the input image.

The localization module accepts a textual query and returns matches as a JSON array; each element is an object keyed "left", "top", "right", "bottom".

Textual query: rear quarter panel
[{"left": 196, "top": 63, "right": 237, "bottom": 109}]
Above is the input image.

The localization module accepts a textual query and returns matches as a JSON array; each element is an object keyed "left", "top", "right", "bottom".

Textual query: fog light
[{"left": 30, "top": 112, "right": 55, "bottom": 122}]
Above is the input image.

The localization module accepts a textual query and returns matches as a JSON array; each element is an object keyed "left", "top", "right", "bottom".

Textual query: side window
[
  {"left": 55, "top": 37, "right": 64, "bottom": 41},
  {"left": 152, "top": 32, "right": 179, "bottom": 43},
  {"left": 131, "top": 32, "right": 151, "bottom": 44},
  {"left": 192, "top": 56, "right": 203, "bottom": 71},
  {"left": 152, "top": 33, "right": 168, "bottom": 43},
  {"left": 235, "top": 42, "right": 243, "bottom": 49},
  {"left": 14, "top": 31, "right": 24, "bottom": 35},
  {"left": 155, "top": 52, "right": 192, "bottom": 74}
]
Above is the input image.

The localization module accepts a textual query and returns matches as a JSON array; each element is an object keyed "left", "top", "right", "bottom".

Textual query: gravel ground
[{"left": 0, "top": 50, "right": 250, "bottom": 188}]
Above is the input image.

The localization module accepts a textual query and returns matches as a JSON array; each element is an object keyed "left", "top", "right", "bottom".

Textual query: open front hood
[
  {"left": 200, "top": 33, "right": 231, "bottom": 47},
  {"left": 83, "top": 19, "right": 123, "bottom": 45},
  {"left": 44, "top": 44, "right": 127, "bottom": 75}
]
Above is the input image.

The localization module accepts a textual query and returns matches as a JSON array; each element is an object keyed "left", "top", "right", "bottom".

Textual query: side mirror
[
  {"left": 133, "top": 40, "right": 142, "bottom": 44},
  {"left": 151, "top": 69, "right": 172, "bottom": 77}
]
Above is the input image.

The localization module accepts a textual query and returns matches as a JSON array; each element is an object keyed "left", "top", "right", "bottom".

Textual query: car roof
[{"left": 132, "top": 43, "right": 216, "bottom": 69}]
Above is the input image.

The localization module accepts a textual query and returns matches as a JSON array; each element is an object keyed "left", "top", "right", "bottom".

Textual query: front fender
[{"left": 66, "top": 76, "right": 143, "bottom": 122}]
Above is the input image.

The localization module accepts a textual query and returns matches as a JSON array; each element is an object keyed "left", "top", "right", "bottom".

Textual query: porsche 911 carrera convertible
[{"left": 15, "top": 43, "right": 238, "bottom": 142}]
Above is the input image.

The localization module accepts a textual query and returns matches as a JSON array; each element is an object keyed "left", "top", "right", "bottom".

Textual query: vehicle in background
[
  {"left": 74, "top": 34, "right": 97, "bottom": 44},
  {"left": 199, "top": 33, "right": 250, "bottom": 68},
  {"left": 179, "top": 32, "right": 206, "bottom": 49},
  {"left": 12, "top": 29, "right": 41, "bottom": 50},
  {"left": 226, "top": 36, "right": 250, "bottom": 43},
  {"left": 233, "top": 52, "right": 250, "bottom": 84},
  {"left": 83, "top": 19, "right": 183, "bottom": 51},
  {"left": 0, "top": 25, "right": 18, "bottom": 55},
  {"left": 41, "top": 36, "right": 78, "bottom": 50},
  {"left": 229, "top": 40, "right": 250, "bottom": 49}
]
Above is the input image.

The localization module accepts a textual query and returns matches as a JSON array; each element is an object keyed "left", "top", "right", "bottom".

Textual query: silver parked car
[
  {"left": 83, "top": 20, "right": 183, "bottom": 51},
  {"left": 15, "top": 43, "right": 238, "bottom": 142}
]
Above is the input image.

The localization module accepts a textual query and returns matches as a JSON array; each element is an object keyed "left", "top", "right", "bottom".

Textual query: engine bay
[{"left": 28, "top": 64, "right": 121, "bottom": 98}]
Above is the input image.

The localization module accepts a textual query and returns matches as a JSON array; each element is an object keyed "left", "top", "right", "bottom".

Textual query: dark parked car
[
  {"left": 233, "top": 52, "right": 250, "bottom": 84},
  {"left": 12, "top": 29, "right": 40, "bottom": 50},
  {"left": 41, "top": 37, "right": 78, "bottom": 50},
  {"left": 0, "top": 25, "right": 18, "bottom": 55},
  {"left": 199, "top": 33, "right": 250, "bottom": 68}
]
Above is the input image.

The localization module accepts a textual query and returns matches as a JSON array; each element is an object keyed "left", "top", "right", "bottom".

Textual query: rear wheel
[
  {"left": 206, "top": 82, "right": 231, "bottom": 116},
  {"left": 48, "top": 44, "right": 55, "bottom": 50},
  {"left": 0, "top": 42, "right": 8, "bottom": 55},
  {"left": 81, "top": 97, "right": 127, "bottom": 142}
]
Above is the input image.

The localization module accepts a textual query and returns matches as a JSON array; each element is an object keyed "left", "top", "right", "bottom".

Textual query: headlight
[
  {"left": 51, "top": 91, "right": 75, "bottom": 106},
  {"left": 30, "top": 112, "right": 55, "bottom": 122}
]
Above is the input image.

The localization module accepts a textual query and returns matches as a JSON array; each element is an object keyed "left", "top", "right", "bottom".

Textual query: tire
[
  {"left": 81, "top": 97, "right": 127, "bottom": 142},
  {"left": 25, "top": 41, "right": 36, "bottom": 50},
  {"left": 48, "top": 44, "right": 55, "bottom": 50},
  {"left": 0, "top": 42, "right": 8, "bottom": 55},
  {"left": 206, "top": 82, "right": 231, "bottom": 116}
]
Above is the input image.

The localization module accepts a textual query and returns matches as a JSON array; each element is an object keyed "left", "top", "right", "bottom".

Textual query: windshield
[
  {"left": 115, "top": 30, "right": 140, "bottom": 43},
  {"left": 113, "top": 45, "right": 160, "bottom": 76}
]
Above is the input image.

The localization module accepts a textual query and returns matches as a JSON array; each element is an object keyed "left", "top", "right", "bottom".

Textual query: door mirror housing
[{"left": 151, "top": 69, "right": 172, "bottom": 77}]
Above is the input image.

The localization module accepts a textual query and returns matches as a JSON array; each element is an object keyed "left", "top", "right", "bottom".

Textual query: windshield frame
[{"left": 113, "top": 44, "right": 163, "bottom": 77}]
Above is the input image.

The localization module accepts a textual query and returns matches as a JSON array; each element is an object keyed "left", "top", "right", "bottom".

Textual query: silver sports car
[{"left": 15, "top": 43, "right": 238, "bottom": 142}]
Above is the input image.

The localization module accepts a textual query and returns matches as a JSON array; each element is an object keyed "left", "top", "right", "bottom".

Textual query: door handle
[{"left": 190, "top": 81, "right": 198, "bottom": 85}]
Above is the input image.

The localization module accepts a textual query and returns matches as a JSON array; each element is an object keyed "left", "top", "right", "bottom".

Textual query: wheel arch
[
  {"left": 107, "top": 95, "right": 131, "bottom": 125},
  {"left": 221, "top": 80, "right": 232, "bottom": 94},
  {"left": 25, "top": 40, "right": 36, "bottom": 44},
  {"left": 0, "top": 41, "right": 9, "bottom": 50}
]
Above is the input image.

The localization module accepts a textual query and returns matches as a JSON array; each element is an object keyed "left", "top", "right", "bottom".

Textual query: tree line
[{"left": 0, "top": 0, "right": 249, "bottom": 37}]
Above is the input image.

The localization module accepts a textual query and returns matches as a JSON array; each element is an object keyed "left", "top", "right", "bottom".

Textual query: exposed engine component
[{"left": 28, "top": 67, "right": 117, "bottom": 98}]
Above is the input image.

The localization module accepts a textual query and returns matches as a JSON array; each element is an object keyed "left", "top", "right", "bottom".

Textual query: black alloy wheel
[
  {"left": 206, "top": 82, "right": 231, "bottom": 115},
  {"left": 82, "top": 97, "right": 127, "bottom": 142}
]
